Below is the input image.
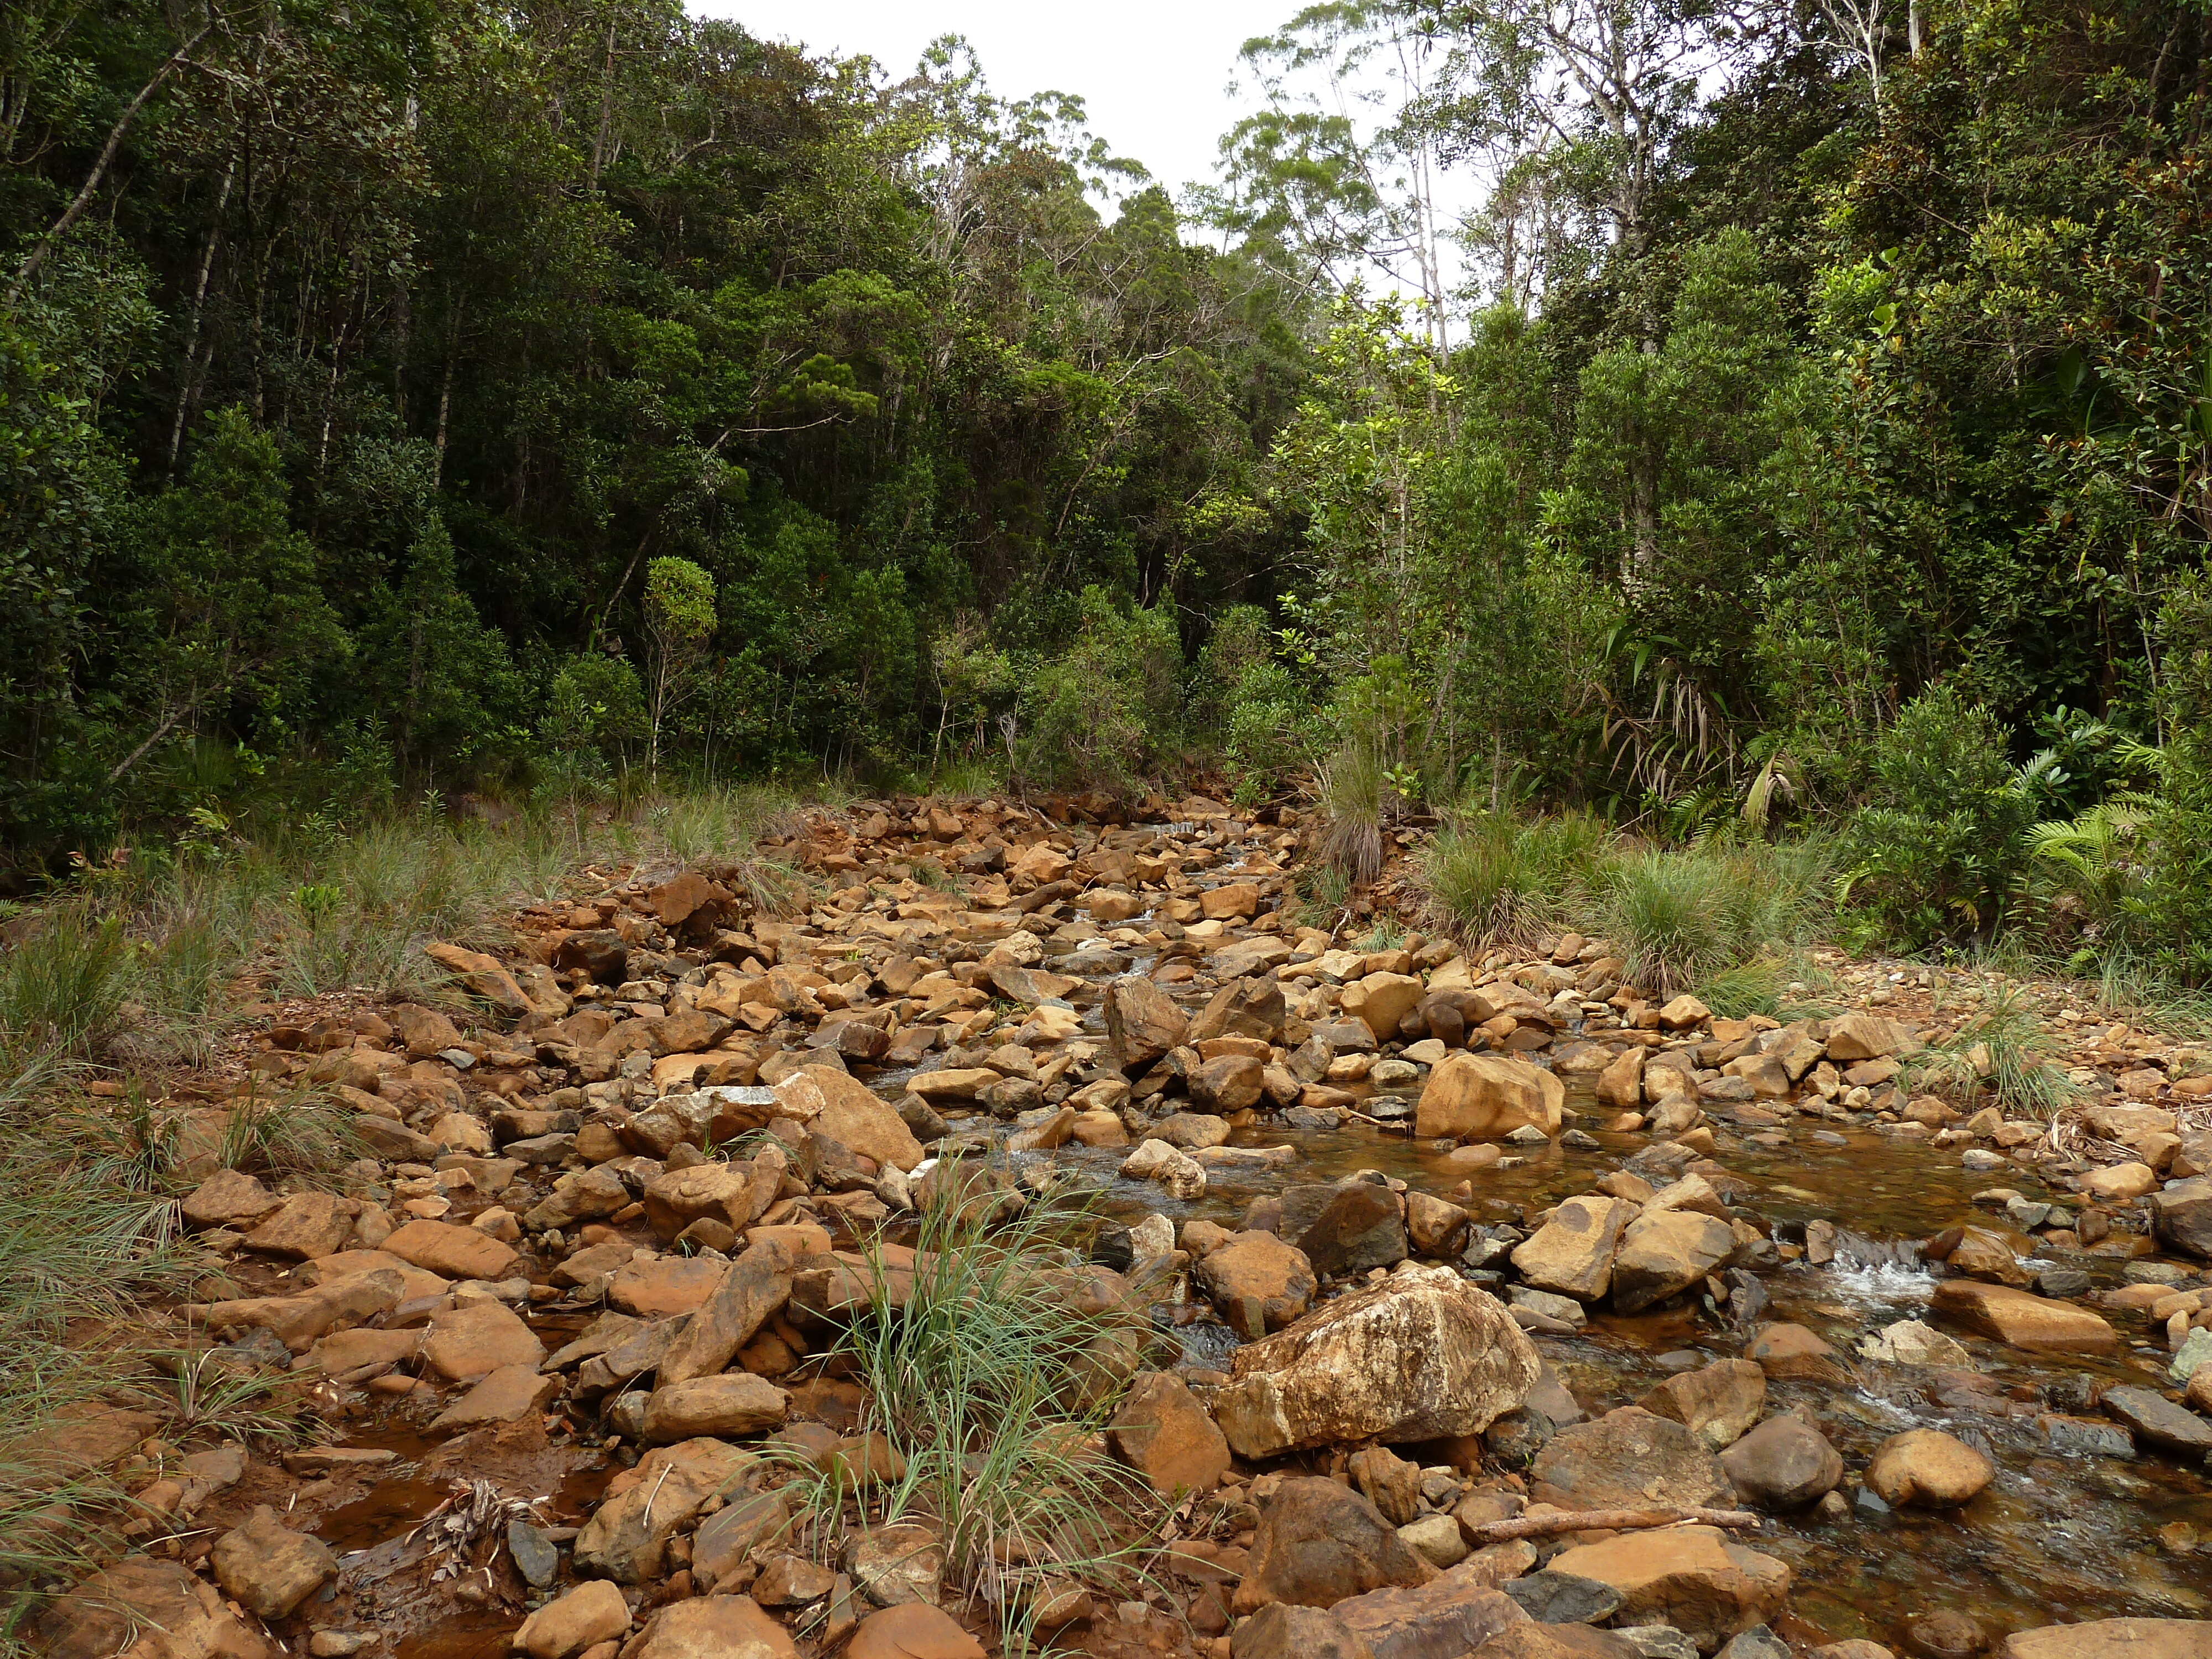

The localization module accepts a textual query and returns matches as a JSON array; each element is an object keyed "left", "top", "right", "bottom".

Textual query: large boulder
[
  {"left": 640, "top": 1374, "right": 789, "bottom": 1443},
  {"left": 1192, "top": 1231, "right": 1318, "bottom": 1334},
  {"left": 1212, "top": 1267, "right": 1538, "bottom": 1459},
  {"left": 1232, "top": 1604, "right": 1375, "bottom": 1659},
  {"left": 1530, "top": 1407, "right": 1732, "bottom": 1512},
  {"left": 1610, "top": 1209, "right": 1737, "bottom": 1314},
  {"left": 1232, "top": 1477, "right": 1435, "bottom": 1613},
  {"left": 1417, "top": 1055, "right": 1564, "bottom": 1142},
  {"left": 1930, "top": 1281, "right": 2119, "bottom": 1354},
  {"left": 1545, "top": 1528, "right": 1791, "bottom": 1653},
  {"left": 1106, "top": 977, "right": 1188, "bottom": 1073},
  {"left": 1512, "top": 1198, "right": 1632, "bottom": 1303},
  {"left": 1719, "top": 1415, "right": 1844, "bottom": 1509}
]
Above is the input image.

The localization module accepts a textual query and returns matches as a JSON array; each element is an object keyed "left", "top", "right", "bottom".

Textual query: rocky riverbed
[{"left": 28, "top": 796, "right": 2212, "bottom": 1659}]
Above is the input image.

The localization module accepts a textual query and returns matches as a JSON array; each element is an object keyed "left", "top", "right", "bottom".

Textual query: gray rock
[
  {"left": 1615, "top": 1629, "right": 1699, "bottom": 1659},
  {"left": 1509, "top": 1286, "right": 1588, "bottom": 1329},
  {"left": 1503, "top": 1571, "right": 1625, "bottom": 1625},
  {"left": 2101, "top": 1385, "right": 2212, "bottom": 1455},
  {"left": 1715, "top": 1629, "right": 1790, "bottom": 1659},
  {"left": 508, "top": 1520, "right": 560, "bottom": 1588}
]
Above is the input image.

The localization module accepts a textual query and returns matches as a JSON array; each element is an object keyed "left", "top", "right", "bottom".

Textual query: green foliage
[
  {"left": 1016, "top": 589, "right": 1183, "bottom": 790},
  {"left": 1908, "top": 982, "right": 2083, "bottom": 1120},
  {"left": 786, "top": 1166, "right": 1159, "bottom": 1648},
  {"left": 1599, "top": 840, "right": 1831, "bottom": 998},
  {"left": 1421, "top": 811, "right": 1610, "bottom": 949},
  {"left": 1843, "top": 687, "right": 2042, "bottom": 946}
]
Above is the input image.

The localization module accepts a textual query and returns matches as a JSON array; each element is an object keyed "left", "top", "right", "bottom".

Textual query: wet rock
[
  {"left": 1407, "top": 1192, "right": 1473, "bottom": 1256},
  {"left": 1121, "top": 1138, "right": 1207, "bottom": 1199},
  {"left": 1231, "top": 1476, "right": 1436, "bottom": 1612},
  {"left": 1637, "top": 1360, "right": 1766, "bottom": 1451},
  {"left": 1930, "top": 1281, "right": 2119, "bottom": 1354},
  {"left": 1232, "top": 1603, "right": 1376, "bottom": 1659},
  {"left": 1530, "top": 1408, "right": 1733, "bottom": 1511},
  {"left": 1297, "top": 1182, "right": 1409, "bottom": 1276},
  {"left": 1865, "top": 1428, "right": 1993, "bottom": 1507},
  {"left": 1106, "top": 977, "right": 1188, "bottom": 1073},
  {"left": 1900, "top": 1611, "right": 1986, "bottom": 1658},
  {"left": 1718, "top": 1415, "right": 1844, "bottom": 1509},
  {"left": 1512, "top": 1197, "right": 1632, "bottom": 1303},
  {"left": 641, "top": 1374, "right": 790, "bottom": 1442},
  {"left": 211, "top": 1505, "right": 337, "bottom": 1619},
  {"left": 513, "top": 1580, "right": 630, "bottom": 1659},
  {"left": 1193, "top": 1230, "right": 1317, "bottom": 1335},
  {"left": 1858, "top": 1320, "right": 1971, "bottom": 1368},
  {"left": 1744, "top": 1323, "right": 1846, "bottom": 1383},
  {"left": 1191, "top": 977, "right": 1288, "bottom": 1044},
  {"left": 2151, "top": 1180, "right": 2212, "bottom": 1259},
  {"left": 2100, "top": 1385, "right": 2212, "bottom": 1457},
  {"left": 1611, "top": 1210, "right": 1737, "bottom": 1315},
  {"left": 1212, "top": 1266, "right": 1538, "bottom": 1458},
  {"left": 846, "top": 1605, "right": 984, "bottom": 1659},
  {"left": 2000, "top": 1619, "right": 2212, "bottom": 1658},
  {"left": 1614, "top": 1631, "right": 1699, "bottom": 1659},
  {"left": 1417, "top": 1055, "right": 1564, "bottom": 1142},
  {"left": 1108, "top": 1371, "right": 1232, "bottom": 1495},
  {"left": 1714, "top": 1631, "right": 1791, "bottom": 1659},
  {"left": 1155, "top": 1112, "right": 1232, "bottom": 1149},
  {"left": 1544, "top": 1527, "right": 1791, "bottom": 1654},
  {"left": 1504, "top": 1571, "right": 1627, "bottom": 1625}
]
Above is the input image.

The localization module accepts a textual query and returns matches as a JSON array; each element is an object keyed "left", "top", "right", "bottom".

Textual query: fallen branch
[{"left": 1459, "top": 1506, "right": 1762, "bottom": 1546}]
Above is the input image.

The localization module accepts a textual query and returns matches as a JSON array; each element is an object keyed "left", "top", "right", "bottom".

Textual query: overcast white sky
[{"left": 686, "top": 0, "right": 1295, "bottom": 200}]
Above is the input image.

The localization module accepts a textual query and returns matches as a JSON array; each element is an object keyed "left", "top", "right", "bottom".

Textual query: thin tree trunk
[
  {"left": 7, "top": 29, "right": 206, "bottom": 306},
  {"left": 167, "top": 163, "right": 236, "bottom": 474}
]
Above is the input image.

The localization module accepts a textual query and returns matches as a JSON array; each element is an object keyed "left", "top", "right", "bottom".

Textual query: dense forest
[{"left": 4, "top": 0, "right": 2210, "bottom": 974}]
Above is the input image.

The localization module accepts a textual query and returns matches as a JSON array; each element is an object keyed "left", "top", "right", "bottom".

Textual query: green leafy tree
[{"left": 642, "top": 555, "right": 717, "bottom": 780}]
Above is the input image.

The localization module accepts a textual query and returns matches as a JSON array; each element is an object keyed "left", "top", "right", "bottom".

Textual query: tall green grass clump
[
  {"left": 1908, "top": 981, "right": 2083, "bottom": 1119},
  {"left": 1421, "top": 811, "right": 1611, "bottom": 948},
  {"left": 779, "top": 1165, "right": 1161, "bottom": 1648},
  {"left": 1598, "top": 839, "right": 1831, "bottom": 998}
]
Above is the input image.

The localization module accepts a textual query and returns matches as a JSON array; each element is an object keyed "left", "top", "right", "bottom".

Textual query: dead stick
[{"left": 1460, "top": 1506, "right": 1762, "bottom": 1546}]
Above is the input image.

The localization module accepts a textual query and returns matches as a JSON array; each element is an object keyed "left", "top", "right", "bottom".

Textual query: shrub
[
  {"left": 1843, "top": 686, "right": 2039, "bottom": 947},
  {"left": 1421, "top": 811, "right": 1611, "bottom": 948},
  {"left": 1018, "top": 588, "right": 1182, "bottom": 789},
  {"left": 778, "top": 1165, "right": 1159, "bottom": 1647},
  {"left": 1598, "top": 839, "right": 1829, "bottom": 997}
]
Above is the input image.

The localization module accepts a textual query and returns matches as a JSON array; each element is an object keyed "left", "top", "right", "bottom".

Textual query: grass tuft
[
  {"left": 1598, "top": 839, "right": 1830, "bottom": 998},
  {"left": 774, "top": 1164, "right": 1163, "bottom": 1650},
  {"left": 1908, "top": 981, "right": 2084, "bottom": 1119},
  {"left": 1420, "top": 810, "right": 1609, "bottom": 950}
]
